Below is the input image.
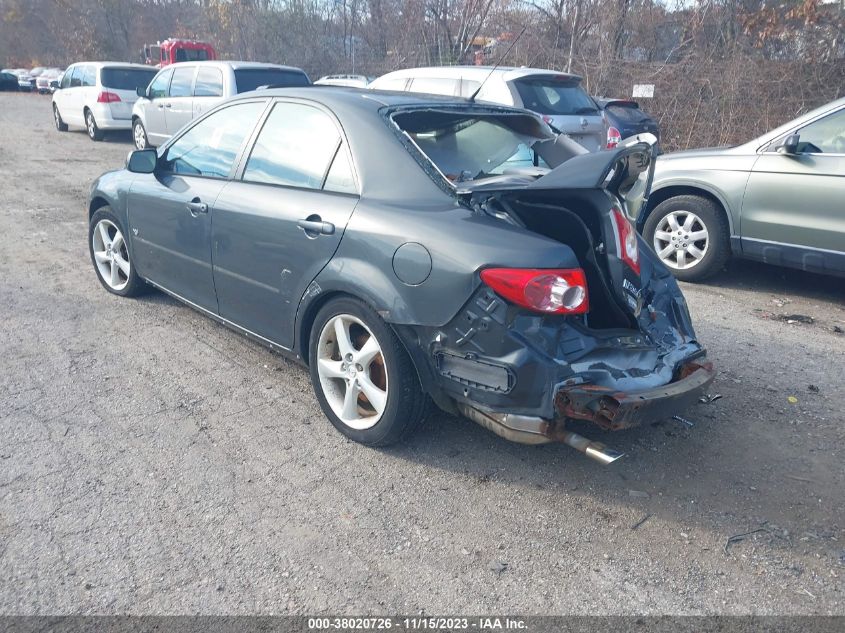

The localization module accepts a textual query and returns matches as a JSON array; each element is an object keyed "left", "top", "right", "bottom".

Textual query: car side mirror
[
  {"left": 136, "top": 86, "right": 148, "bottom": 98},
  {"left": 777, "top": 133, "right": 800, "bottom": 155},
  {"left": 126, "top": 149, "right": 157, "bottom": 174}
]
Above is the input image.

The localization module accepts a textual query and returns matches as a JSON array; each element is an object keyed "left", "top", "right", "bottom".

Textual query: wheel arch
[
  {"left": 641, "top": 184, "right": 735, "bottom": 236},
  {"left": 89, "top": 196, "right": 110, "bottom": 220},
  {"left": 295, "top": 288, "right": 436, "bottom": 403}
]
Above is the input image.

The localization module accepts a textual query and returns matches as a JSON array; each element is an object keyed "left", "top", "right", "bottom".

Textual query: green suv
[{"left": 636, "top": 97, "right": 845, "bottom": 281}]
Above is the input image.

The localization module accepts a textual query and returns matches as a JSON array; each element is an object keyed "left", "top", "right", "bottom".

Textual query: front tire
[
  {"left": 85, "top": 109, "right": 104, "bottom": 141},
  {"left": 643, "top": 195, "right": 730, "bottom": 282},
  {"left": 308, "top": 297, "right": 428, "bottom": 446},
  {"left": 132, "top": 119, "right": 149, "bottom": 150},
  {"left": 53, "top": 104, "right": 68, "bottom": 131},
  {"left": 89, "top": 207, "right": 146, "bottom": 297}
]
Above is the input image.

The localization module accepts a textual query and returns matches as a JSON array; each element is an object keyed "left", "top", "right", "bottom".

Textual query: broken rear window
[{"left": 391, "top": 109, "right": 555, "bottom": 184}]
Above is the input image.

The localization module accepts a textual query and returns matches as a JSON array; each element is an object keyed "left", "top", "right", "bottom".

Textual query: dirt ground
[{"left": 0, "top": 93, "right": 843, "bottom": 615}]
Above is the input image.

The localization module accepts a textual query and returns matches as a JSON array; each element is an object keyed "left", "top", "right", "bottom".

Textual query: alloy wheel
[
  {"left": 86, "top": 112, "right": 96, "bottom": 138},
  {"left": 53, "top": 106, "right": 61, "bottom": 129},
  {"left": 316, "top": 314, "right": 388, "bottom": 430},
  {"left": 653, "top": 210, "right": 709, "bottom": 270},
  {"left": 133, "top": 122, "right": 146, "bottom": 150},
  {"left": 91, "top": 219, "right": 130, "bottom": 291}
]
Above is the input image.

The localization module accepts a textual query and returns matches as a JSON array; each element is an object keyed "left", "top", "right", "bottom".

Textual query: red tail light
[
  {"left": 480, "top": 268, "right": 589, "bottom": 315},
  {"left": 606, "top": 126, "right": 621, "bottom": 149},
  {"left": 96, "top": 91, "right": 121, "bottom": 103},
  {"left": 610, "top": 206, "right": 641, "bottom": 274}
]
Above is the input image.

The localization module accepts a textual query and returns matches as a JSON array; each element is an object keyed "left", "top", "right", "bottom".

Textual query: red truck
[{"left": 140, "top": 39, "right": 217, "bottom": 68}]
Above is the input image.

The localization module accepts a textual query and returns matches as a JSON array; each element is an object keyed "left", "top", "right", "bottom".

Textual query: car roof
[
  {"left": 68, "top": 61, "right": 155, "bottom": 70},
  {"left": 375, "top": 65, "right": 583, "bottom": 83},
  {"left": 165, "top": 60, "right": 306, "bottom": 73},
  {"left": 237, "top": 85, "right": 528, "bottom": 110}
]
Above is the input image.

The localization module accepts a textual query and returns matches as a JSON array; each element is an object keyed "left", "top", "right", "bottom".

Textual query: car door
[
  {"left": 165, "top": 65, "right": 196, "bottom": 136},
  {"left": 211, "top": 100, "right": 359, "bottom": 348},
  {"left": 192, "top": 66, "right": 225, "bottom": 119},
  {"left": 740, "top": 106, "right": 845, "bottom": 273},
  {"left": 54, "top": 65, "right": 77, "bottom": 123},
  {"left": 143, "top": 67, "right": 173, "bottom": 145},
  {"left": 127, "top": 99, "right": 268, "bottom": 312}
]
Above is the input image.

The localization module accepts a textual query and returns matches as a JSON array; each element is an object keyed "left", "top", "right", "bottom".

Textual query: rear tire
[
  {"left": 53, "top": 104, "right": 68, "bottom": 131},
  {"left": 308, "top": 297, "right": 428, "bottom": 446},
  {"left": 643, "top": 195, "right": 730, "bottom": 282},
  {"left": 85, "top": 109, "right": 104, "bottom": 141}
]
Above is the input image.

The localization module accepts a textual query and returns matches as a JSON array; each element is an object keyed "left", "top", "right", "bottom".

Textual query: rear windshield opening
[
  {"left": 514, "top": 79, "right": 598, "bottom": 116},
  {"left": 392, "top": 109, "right": 554, "bottom": 184},
  {"left": 101, "top": 68, "right": 157, "bottom": 92},
  {"left": 234, "top": 69, "right": 310, "bottom": 93}
]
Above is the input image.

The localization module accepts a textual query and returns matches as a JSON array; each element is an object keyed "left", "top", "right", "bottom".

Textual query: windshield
[
  {"left": 514, "top": 78, "right": 598, "bottom": 116},
  {"left": 234, "top": 69, "right": 310, "bottom": 92},
  {"left": 392, "top": 109, "right": 555, "bottom": 183},
  {"left": 101, "top": 68, "right": 156, "bottom": 91}
]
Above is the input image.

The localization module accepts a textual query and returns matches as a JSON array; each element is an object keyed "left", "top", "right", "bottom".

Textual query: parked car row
[{"left": 46, "top": 57, "right": 842, "bottom": 284}]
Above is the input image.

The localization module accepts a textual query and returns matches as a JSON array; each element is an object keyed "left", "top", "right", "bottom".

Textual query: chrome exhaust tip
[
  {"left": 458, "top": 403, "right": 624, "bottom": 465},
  {"left": 556, "top": 429, "right": 624, "bottom": 464}
]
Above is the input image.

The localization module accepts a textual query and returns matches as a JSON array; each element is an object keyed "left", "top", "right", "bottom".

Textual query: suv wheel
[
  {"left": 85, "top": 109, "right": 104, "bottom": 141},
  {"left": 643, "top": 195, "right": 730, "bottom": 282},
  {"left": 309, "top": 297, "right": 428, "bottom": 446},
  {"left": 133, "top": 119, "right": 148, "bottom": 150},
  {"left": 53, "top": 104, "right": 68, "bottom": 131}
]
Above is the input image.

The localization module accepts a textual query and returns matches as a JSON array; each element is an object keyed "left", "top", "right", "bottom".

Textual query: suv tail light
[
  {"left": 96, "top": 91, "right": 121, "bottom": 103},
  {"left": 480, "top": 268, "right": 589, "bottom": 314},
  {"left": 610, "top": 206, "right": 641, "bottom": 275},
  {"left": 607, "top": 126, "right": 621, "bottom": 149}
]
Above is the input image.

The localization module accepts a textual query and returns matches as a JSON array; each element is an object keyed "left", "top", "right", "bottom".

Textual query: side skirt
[{"left": 143, "top": 278, "right": 306, "bottom": 366}]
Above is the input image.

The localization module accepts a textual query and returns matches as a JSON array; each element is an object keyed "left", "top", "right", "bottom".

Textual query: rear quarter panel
[{"left": 303, "top": 200, "right": 582, "bottom": 330}]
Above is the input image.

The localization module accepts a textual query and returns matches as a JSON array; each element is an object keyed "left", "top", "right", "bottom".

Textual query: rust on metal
[{"left": 554, "top": 361, "right": 715, "bottom": 431}]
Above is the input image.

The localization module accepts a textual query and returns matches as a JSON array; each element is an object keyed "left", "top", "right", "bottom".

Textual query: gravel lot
[{"left": 1, "top": 93, "right": 843, "bottom": 615}]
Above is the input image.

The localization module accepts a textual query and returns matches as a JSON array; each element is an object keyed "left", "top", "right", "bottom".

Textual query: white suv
[
  {"left": 131, "top": 61, "right": 310, "bottom": 149},
  {"left": 52, "top": 62, "right": 157, "bottom": 141},
  {"left": 369, "top": 66, "right": 605, "bottom": 152}
]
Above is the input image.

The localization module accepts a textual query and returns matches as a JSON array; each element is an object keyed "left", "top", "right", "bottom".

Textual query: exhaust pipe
[{"left": 457, "top": 403, "right": 624, "bottom": 465}]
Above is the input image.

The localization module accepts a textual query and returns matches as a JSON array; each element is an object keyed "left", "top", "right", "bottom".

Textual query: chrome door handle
[
  {"left": 297, "top": 218, "right": 335, "bottom": 236},
  {"left": 165, "top": 103, "right": 172, "bottom": 108},
  {"left": 186, "top": 199, "right": 208, "bottom": 215}
]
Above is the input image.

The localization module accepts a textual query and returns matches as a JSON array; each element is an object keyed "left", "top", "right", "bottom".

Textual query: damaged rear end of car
[{"left": 389, "top": 105, "right": 715, "bottom": 463}]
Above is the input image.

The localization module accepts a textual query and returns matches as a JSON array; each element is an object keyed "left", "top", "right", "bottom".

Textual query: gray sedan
[
  {"left": 87, "top": 88, "right": 714, "bottom": 463},
  {"left": 637, "top": 97, "right": 845, "bottom": 281}
]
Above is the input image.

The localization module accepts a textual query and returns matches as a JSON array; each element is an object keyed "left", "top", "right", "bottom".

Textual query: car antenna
[{"left": 468, "top": 26, "right": 527, "bottom": 103}]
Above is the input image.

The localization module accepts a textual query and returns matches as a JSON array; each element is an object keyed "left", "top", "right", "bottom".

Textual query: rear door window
[
  {"left": 242, "top": 102, "right": 342, "bottom": 190},
  {"left": 194, "top": 67, "right": 224, "bottom": 97},
  {"left": 101, "top": 67, "right": 157, "bottom": 92},
  {"left": 233, "top": 69, "right": 310, "bottom": 93},
  {"left": 80, "top": 66, "right": 96, "bottom": 87},
  {"left": 513, "top": 78, "right": 598, "bottom": 116},
  {"left": 169, "top": 66, "right": 195, "bottom": 97},
  {"left": 162, "top": 101, "right": 266, "bottom": 178},
  {"left": 148, "top": 68, "right": 172, "bottom": 99}
]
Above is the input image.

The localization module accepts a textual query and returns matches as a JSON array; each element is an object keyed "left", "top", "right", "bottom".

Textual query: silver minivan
[
  {"left": 368, "top": 66, "right": 605, "bottom": 152},
  {"left": 131, "top": 61, "right": 310, "bottom": 149}
]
